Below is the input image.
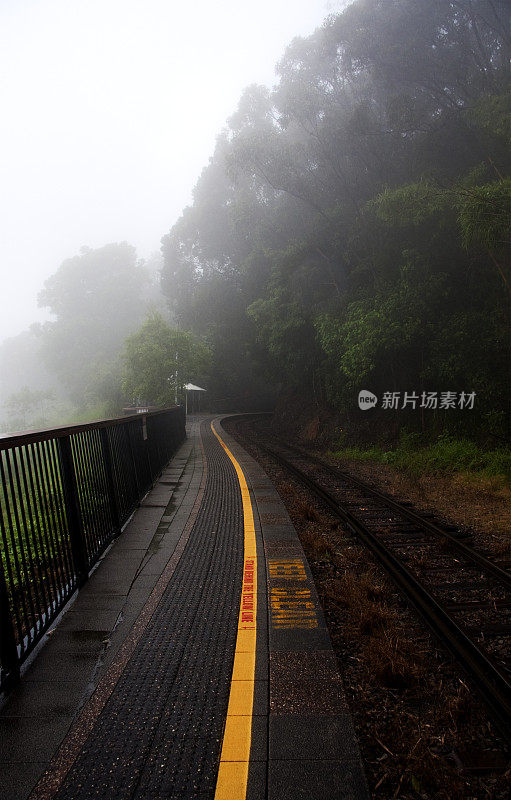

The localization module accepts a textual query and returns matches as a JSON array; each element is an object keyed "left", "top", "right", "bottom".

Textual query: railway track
[{"left": 231, "top": 421, "right": 511, "bottom": 745}]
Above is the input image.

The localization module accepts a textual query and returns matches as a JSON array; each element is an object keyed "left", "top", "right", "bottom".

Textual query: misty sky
[{"left": 0, "top": 0, "right": 340, "bottom": 345}]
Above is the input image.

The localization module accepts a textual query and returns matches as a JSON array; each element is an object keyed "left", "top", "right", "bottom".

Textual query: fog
[
  {"left": 1, "top": 0, "right": 507, "bottom": 446},
  {"left": 0, "top": 0, "right": 333, "bottom": 344},
  {"left": 0, "top": 5, "right": 508, "bottom": 795}
]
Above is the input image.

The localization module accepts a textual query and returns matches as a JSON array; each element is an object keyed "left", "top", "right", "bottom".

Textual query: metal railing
[{"left": 0, "top": 407, "right": 185, "bottom": 692}]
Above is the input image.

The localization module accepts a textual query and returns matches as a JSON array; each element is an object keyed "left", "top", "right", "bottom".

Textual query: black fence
[{"left": 0, "top": 407, "right": 185, "bottom": 692}]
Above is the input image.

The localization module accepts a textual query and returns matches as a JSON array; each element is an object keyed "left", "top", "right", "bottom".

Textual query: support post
[
  {"left": 58, "top": 436, "right": 89, "bottom": 588},
  {"left": 0, "top": 566, "right": 19, "bottom": 689},
  {"left": 99, "top": 428, "right": 122, "bottom": 538},
  {"left": 126, "top": 424, "right": 142, "bottom": 504}
]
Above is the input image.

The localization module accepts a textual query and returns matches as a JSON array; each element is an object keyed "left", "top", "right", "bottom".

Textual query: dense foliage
[
  {"left": 122, "top": 312, "right": 211, "bottom": 407},
  {"left": 161, "top": 0, "right": 510, "bottom": 440}
]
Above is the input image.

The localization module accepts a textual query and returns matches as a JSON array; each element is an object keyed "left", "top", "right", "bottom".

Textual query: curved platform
[{"left": 0, "top": 416, "right": 368, "bottom": 800}]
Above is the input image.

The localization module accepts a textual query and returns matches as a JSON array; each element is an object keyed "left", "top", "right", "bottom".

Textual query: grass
[
  {"left": 1, "top": 439, "right": 111, "bottom": 596},
  {"left": 278, "top": 481, "right": 321, "bottom": 522},
  {"left": 322, "top": 571, "right": 425, "bottom": 690},
  {"left": 331, "top": 433, "right": 511, "bottom": 485}
]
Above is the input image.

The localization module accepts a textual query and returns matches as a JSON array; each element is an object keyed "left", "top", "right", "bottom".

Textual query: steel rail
[
  {"left": 252, "top": 438, "right": 511, "bottom": 746},
  {"left": 274, "top": 438, "right": 511, "bottom": 589}
]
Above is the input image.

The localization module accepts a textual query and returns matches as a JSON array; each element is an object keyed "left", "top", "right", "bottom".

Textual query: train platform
[{"left": 0, "top": 416, "right": 368, "bottom": 800}]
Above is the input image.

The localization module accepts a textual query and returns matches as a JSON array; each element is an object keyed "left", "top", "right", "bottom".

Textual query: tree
[
  {"left": 0, "top": 325, "right": 54, "bottom": 404},
  {"left": 159, "top": 0, "right": 510, "bottom": 439},
  {"left": 38, "top": 243, "right": 154, "bottom": 406},
  {"left": 4, "top": 387, "right": 55, "bottom": 429},
  {"left": 122, "top": 313, "right": 211, "bottom": 407}
]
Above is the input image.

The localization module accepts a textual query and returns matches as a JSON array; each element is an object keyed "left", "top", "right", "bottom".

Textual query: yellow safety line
[{"left": 211, "top": 420, "right": 257, "bottom": 800}]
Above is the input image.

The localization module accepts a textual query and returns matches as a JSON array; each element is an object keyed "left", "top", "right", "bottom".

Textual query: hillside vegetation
[{"left": 161, "top": 0, "right": 510, "bottom": 443}]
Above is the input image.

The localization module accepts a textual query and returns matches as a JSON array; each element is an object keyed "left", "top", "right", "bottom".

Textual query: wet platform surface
[{"left": 0, "top": 416, "right": 368, "bottom": 800}]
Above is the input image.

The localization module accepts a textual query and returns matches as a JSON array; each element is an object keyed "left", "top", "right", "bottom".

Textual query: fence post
[
  {"left": 99, "top": 428, "right": 122, "bottom": 538},
  {"left": 180, "top": 406, "right": 186, "bottom": 442},
  {"left": 143, "top": 415, "right": 153, "bottom": 484},
  {"left": 126, "top": 424, "right": 142, "bottom": 504},
  {"left": 58, "top": 436, "right": 89, "bottom": 588},
  {"left": 0, "top": 566, "right": 19, "bottom": 689}
]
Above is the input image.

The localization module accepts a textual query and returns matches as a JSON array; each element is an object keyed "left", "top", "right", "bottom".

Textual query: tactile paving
[{"left": 54, "top": 422, "right": 243, "bottom": 800}]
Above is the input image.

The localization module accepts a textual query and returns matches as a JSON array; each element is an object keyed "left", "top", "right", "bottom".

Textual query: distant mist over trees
[
  {"left": 0, "top": 327, "right": 57, "bottom": 431},
  {"left": 0, "top": 244, "right": 169, "bottom": 431},
  {"left": 161, "top": 0, "right": 510, "bottom": 439},
  {"left": 37, "top": 243, "right": 150, "bottom": 407},
  {"left": 1, "top": 0, "right": 508, "bottom": 441}
]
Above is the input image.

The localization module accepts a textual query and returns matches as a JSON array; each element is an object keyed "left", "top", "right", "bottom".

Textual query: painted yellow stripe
[{"left": 211, "top": 420, "right": 257, "bottom": 800}]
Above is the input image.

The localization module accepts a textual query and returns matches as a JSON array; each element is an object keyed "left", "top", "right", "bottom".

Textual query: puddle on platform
[
  {"left": 71, "top": 630, "right": 110, "bottom": 643},
  {"left": 148, "top": 530, "right": 166, "bottom": 553}
]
